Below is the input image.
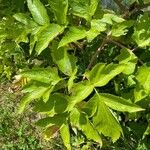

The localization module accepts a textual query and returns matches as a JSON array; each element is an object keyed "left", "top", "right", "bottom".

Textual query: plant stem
[
  {"left": 87, "top": 38, "right": 108, "bottom": 70},
  {"left": 108, "top": 39, "right": 129, "bottom": 49},
  {"left": 123, "top": 3, "right": 150, "bottom": 18}
]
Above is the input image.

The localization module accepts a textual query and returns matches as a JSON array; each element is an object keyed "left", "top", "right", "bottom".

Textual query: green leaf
[
  {"left": 98, "top": 93, "right": 144, "bottom": 112},
  {"left": 22, "top": 81, "right": 48, "bottom": 93},
  {"left": 136, "top": 66, "right": 150, "bottom": 94},
  {"left": 144, "top": 124, "right": 150, "bottom": 136},
  {"left": 59, "top": 27, "right": 86, "bottom": 48},
  {"left": 18, "top": 84, "right": 49, "bottom": 114},
  {"left": 115, "top": 48, "right": 137, "bottom": 75},
  {"left": 68, "top": 67, "right": 78, "bottom": 92},
  {"left": 36, "top": 113, "right": 67, "bottom": 127},
  {"left": 143, "top": 114, "right": 150, "bottom": 137},
  {"left": 34, "top": 93, "right": 68, "bottom": 114},
  {"left": 70, "top": 0, "right": 99, "bottom": 21},
  {"left": 21, "top": 67, "right": 61, "bottom": 84},
  {"left": 13, "top": 13, "right": 38, "bottom": 28},
  {"left": 70, "top": 108, "right": 102, "bottom": 145},
  {"left": 87, "top": 19, "right": 106, "bottom": 41},
  {"left": 93, "top": 93, "right": 123, "bottom": 142},
  {"left": 27, "top": 0, "right": 50, "bottom": 25},
  {"left": 82, "top": 97, "right": 98, "bottom": 117},
  {"left": 101, "top": 13, "right": 125, "bottom": 25},
  {"left": 68, "top": 81, "right": 94, "bottom": 110},
  {"left": 43, "top": 125, "right": 59, "bottom": 139},
  {"left": 134, "top": 84, "right": 148, "bottom": 103},
  {"left": 85, "top": 63, "right": 125, "bottom": 87},
  {"left": 89, "top": 0, "right": 99, "bottom": 18},
  {"left": 51, "top": 42, "right": 77, "bottom": 76},
  {"left": 112, "top": 20, "right": 134, "bottom": 37},
  {"left": 42, "top": 86, "right": 54, "bottom": 102},
  {"left": 35, "top": 24, "right": 64, "bottom": 54},
  {"left": 48, "top": 0, "right": 68, "bottom": 25},
  {"left": 29, "top": 26, "right": 44, "bottom": 54},
  {"left": 132, "top": 13, "right": 150, "bottom": 47},
  {"left": 60, "top": 123, "right": 71, "bottom": 150}
]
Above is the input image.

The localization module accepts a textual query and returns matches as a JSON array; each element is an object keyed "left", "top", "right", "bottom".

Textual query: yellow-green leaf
[
  {"left": 35, "top": 24, "right": 64, "bottom": 54},
  {"left": 58, "top": 27, "right": 86, "bottom": 48},
  {"left": 93, "top": 93, "right": 123, "bottom": 142},
  {"left": 27, "top": 0, "right": 50, "bottom": 25}
]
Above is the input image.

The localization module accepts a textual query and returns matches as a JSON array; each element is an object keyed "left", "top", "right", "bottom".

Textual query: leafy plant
[{"left": 1, "top": 0, "right": 150, "bottom": 149}]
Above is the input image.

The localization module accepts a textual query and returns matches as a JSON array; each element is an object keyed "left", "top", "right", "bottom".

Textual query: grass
[{"left": 0, "top": 83, "right": 65, "bottom": 150}]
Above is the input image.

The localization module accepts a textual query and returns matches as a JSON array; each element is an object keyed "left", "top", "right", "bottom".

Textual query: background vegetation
[{"left": 0, "top": 0, "right": 150, "bottom": 149}]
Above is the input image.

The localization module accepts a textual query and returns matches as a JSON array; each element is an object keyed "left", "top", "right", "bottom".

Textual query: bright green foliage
[
  {"left": 51, "top": 42, "right": 77, "bottom": 76},
  {"left": 58, "top": 27, "right": 87, "bottom": 48},
  {"left": 85, "top": 63, "right": 125, "bottom": 87},
  {"left": 92, "top": 93, "right": 123, "bottom": 142},
  {"left": 13, "top": 13, "right": 38, "bottom": 27},
  {"left": 70, "top": 108, "right": 102, "bottom": 145},
  {"left": 60, "top": 123, "right": 71, "bottom": 150},
  {"left": 68, "top": 81, "right": 94, "bottom": 109},
  {"left": 18, "top": 84, "right": 50, "bottom": 114},
  {"left": 111, "top": 20, "right": 134, "bottom": 37},
  {"left": 27, "top": 0, "right": 50, "bottom": 25},
  {"left": 35, "top": 24, "right": 64, "bottom": 54},
  {"left": 101, "top": 13, "right": 125, "bottom": 25},
  {"left": 36, "top": 113, "right": 67, "bottom": 127},
  {"left": 1, "top": 0, "right": 150, "bottom": 149},
  {"left": 34, "top": 93, "right": 68, "bottom": 115},
  {"left": 81, "top": 97, "right": 98, "bottom": 117},
  {"left": 21, "top": 67, "right": 61, "bottom": 84},
  {"left": 131, "top": 65, "right": 150, "bottom": 104},
  {"left": 70, "top": 0, "right": 99, "bottom": 21},
  {"left": 144, "top": 124, "right": 150, "bottom": 136},
  {"left": 67, "top": 67, "right": 78, "bottom": 92},
  {"left": 115, "top": 48, "right": 137, "bottom": 74},
  {"left": 48, "top": 0, "right": 68, "bottom": 25},
  {"left": 135, "top": 66, "right": 150, "bottom": 94},
  {"left": 133, "top": 13, "right": 150, "bottom": 47},
  {"left": 133, "top": 84, "right": 148, "bottom": 103},
  {"left": 98, "top": 93, "right": 144, "bottom": 112},
  {"left": 87, "top": 19, "right": 107, "bottom": 41}
]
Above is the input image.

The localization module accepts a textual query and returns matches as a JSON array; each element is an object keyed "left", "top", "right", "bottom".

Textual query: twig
[
  {"left": 123, "top": 3, "right": 150, "bottom": 18},
  {"left": 131, "top": 47, "right": 139, "bottom": 52},
  {"left": 87, "top": 38, "right": 108, "bottom": 70},
  {"left": 136, "top": 3, "right": 150, "bottom": 10},
  {"left": 108, "top": 39, "right": 129, "bottom": 49},
  {"left": 113, "top": 0, "right": 127, "bottom": 12},
  {"left": 109, "top": 40, "right": 144, "bottom": 65},
  {"left": 138, "top": 58, "right": 144, "bottom": 65}
]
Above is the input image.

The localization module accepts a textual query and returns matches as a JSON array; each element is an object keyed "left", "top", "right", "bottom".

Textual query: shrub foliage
[{"left": 0, "top": 0, "right": 150, "bottom": 149}]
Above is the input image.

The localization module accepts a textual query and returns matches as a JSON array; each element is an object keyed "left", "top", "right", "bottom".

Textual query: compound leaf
[
  {"left": 93, "top": 93, "right": 123, "bottom": 142},
  {"left": 70, "top": 108, "right": 102, "bottom": 145}
]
